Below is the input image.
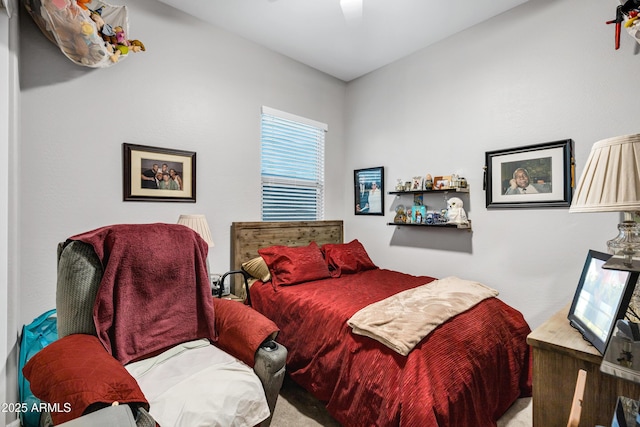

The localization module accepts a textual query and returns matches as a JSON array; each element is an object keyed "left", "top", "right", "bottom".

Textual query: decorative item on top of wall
[
  {"left": 607, "top": 0, "right": 640, "bottom": 50},
  {"left": 123, "top": 143, "right": 196, "bottom": 203},
  {"left": 354, "top": 166, "right": 385, "bottom": 215},
  {"left": 484, "top": 139, "right": 574, "bottom": 209},
  {"left": 23, "top": 0, "right": 145, "bottom": 67}
]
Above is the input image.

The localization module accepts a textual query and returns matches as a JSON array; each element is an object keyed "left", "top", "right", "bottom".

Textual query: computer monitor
[{"left": 568, "top": 250, "right": 639, "bottom": 355}]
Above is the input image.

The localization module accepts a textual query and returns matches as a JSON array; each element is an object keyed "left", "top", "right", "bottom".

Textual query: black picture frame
[
  {"left": 354, "top": 166, "right": 384, "bottom": 215},
  {"left": 123, "top": 143, "right": 196, "bottom": 202},
  {"left": 484, "top": 139, "right": 574, "bottom": 209}
]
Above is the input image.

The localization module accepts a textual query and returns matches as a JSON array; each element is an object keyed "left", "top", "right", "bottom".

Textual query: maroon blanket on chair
[
  {"left": 69, "top": 223, "right": 217, "bottom": 365},
  {"left": 250, "top": 268, "right": 532, "bottom": 427}
]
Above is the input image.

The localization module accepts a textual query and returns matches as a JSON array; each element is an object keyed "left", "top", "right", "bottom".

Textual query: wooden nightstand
[{"left": 527, "top": 304, "right": 640, "bottom": 426}]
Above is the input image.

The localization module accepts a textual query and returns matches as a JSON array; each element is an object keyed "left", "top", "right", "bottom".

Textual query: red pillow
[
  {"left": 258, "top": 241, "right": 331, "bottom": 287},
  {"left": 321, "top": 239, "right": 378, "bottom": 277},
  {"left": 22, "top": 334, "right": 148, "bottom": 425},
  {"left": 213, "top": 298, "right": 279, "bottom": 367}
]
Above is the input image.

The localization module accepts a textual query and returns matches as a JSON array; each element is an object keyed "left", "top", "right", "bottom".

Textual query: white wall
[
  {"left": 2, "top": 1, "right": 20, "bottom": 424},
  {"left": 18, "top": 0, "right": 346, "bottom": 322},
  {"left": 343, "top": 0, "right": 639, "bottom": 329}
]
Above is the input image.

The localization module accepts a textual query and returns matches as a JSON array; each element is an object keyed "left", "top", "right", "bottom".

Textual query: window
[{"left": 261, "top": 106, "right": 327, "bottom": 221}]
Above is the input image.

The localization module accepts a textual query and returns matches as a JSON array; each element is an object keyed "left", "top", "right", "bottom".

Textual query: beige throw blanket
[{"left": 347, "top": 276, "right": 499, "bottom": 356}]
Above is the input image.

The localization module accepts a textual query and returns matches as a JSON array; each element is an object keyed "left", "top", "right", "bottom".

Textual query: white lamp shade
[
  {"left": 177, "top": 214, "right": 214, "bottom": 247},
  {"left": 570, "top": 133, "right": 640, "bottom": 213}
]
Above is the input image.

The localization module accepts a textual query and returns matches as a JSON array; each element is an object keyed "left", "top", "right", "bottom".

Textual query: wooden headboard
[
  {"left": 230, "top": 220, "right": 343, "bottom": 294},
  {"left": 230, "top": 220, "right": 344, "bottom": 269}
]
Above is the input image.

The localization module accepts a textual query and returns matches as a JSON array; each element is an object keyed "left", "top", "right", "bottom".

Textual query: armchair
[{"left": 23, "top": 224, "right": 287, "bottom": 426}]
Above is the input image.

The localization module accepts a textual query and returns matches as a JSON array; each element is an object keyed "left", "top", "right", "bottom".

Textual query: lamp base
[
  {"left": 604, "top": 220, "right": 640, "bottom": 271},
  {"left": 608, "top": 221, "right": 640, "bottom": 256}
]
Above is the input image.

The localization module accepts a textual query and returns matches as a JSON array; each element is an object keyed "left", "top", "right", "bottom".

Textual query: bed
[{"left": 230, "top": 220, "right": 532, "bottom": 427}]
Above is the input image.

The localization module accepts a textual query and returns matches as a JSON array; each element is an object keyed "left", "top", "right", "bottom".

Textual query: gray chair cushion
[{"left": 56, "top": 241, "right": 102, "bottom": 338}]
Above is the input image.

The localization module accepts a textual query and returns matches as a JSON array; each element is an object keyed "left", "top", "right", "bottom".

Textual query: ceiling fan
[{"left": 340, "top": 0, "right": 363, "bottom": 23}]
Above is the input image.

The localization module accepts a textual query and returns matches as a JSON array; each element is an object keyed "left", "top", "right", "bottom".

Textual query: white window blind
[{"left": 261, "top": 106, "right": 327, "bottom": 221}]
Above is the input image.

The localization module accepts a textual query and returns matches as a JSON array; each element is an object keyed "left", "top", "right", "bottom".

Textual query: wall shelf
[
  {"left": 388, "top": 186, "right": 471, "bottom": 231},
  {"left": 387, "top": 220, "right": 472, "bottom": 230},
  {"left": 388, "top": 188, "right": 469, "bottom": 195}
]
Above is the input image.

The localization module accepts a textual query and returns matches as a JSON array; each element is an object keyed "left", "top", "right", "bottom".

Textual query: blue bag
[{"left": 18, "top": 309, "right": 58, "bottom": 427}]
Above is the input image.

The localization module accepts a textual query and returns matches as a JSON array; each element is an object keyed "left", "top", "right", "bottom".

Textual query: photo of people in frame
[
  {"left": 501, "top": 157, "right": 552, "bottom": 195},
  {"left": 354, "top": 167, "right": 384, "bottom": 215},
  {"left": 140, "top": 159, "right": 184, "bottom": 191},
  {"left": 485, "top": 139, "right": 572, "bottom": 209}
]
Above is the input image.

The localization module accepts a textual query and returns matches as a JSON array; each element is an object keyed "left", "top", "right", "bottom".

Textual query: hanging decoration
[
  {"left": 607, "top": 0, "right": 640, "bottom": 49},
  {"left": 23, "top": 0, "right": 145, "bottom": 67}
]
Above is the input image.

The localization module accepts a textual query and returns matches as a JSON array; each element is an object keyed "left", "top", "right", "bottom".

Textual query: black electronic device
[
  {"left": 601, "top": 319, "right": 640, "bottom": 384},
  {"left": 568, "top": 250, "right": 640, "bottom": 355}
]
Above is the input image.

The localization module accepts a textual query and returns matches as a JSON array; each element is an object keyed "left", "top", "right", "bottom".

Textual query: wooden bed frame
[{"left": 230, "top": 220, "right": 344, "bottom": 295}]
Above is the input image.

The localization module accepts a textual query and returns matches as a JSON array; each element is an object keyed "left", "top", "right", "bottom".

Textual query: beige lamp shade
[
  {"left": 570, "top": 133, "right": 640, "bottom": 213},
  {"left": 177, "top": 214, "right": 214, "bottom": 247}
]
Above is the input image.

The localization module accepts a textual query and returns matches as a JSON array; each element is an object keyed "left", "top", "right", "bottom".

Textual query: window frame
[{"left": 260, "top": 106, "right": 327, "bottom": 222}]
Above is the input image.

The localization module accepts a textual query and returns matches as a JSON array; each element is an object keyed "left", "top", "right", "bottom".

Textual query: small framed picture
[
  {"left": 123, "top": 143, "right": 196, "bottom": 202},
  {"left": 433, "top": 175, "right": 451, "bottom": 190},
  {"left": 354, "top": 166, "right": 385, "bottom": 215},
  {"left": 412, "top": 205, "right": 427, "bottom": 223},
  {"left": 411, "top": 176, "right": 423, "bottom": 191}
]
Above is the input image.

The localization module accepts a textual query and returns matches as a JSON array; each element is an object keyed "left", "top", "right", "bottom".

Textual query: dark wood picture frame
[
  {"left": 123, "top": 143, "right": 196, "bottom": 202},
  {"left": 354, "top": 166, "right": 385, "bottom": 215},
  {"left": 485, "top": 139, "right": 574, "bottom": 209}
]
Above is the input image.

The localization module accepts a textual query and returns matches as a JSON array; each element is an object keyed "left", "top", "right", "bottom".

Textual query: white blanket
[
  {"left": 125, "top": 339, "right": 270, "bottom": 427},
  {"left": 347, "top": 276, "right": 499, "bottom": 356}
]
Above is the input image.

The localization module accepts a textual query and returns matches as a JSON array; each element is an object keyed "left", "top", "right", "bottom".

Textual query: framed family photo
[
  {"left": 123, "top": 143, "right": 196, "bottom": 202},
  {"left": 354, "top": 166, "right": 385, "bottom": 215},
  {"left": 485, "top": 139, "right": 574, "bottom": 209}
]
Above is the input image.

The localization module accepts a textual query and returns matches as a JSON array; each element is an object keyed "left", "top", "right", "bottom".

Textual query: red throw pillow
[
  {"left": 321, "top": 239, "right": 378, "bottom": 277},
  {"left": 213, "top": 298, "right": 279, "bottom": 367},
  {"left": 22, "top": 334, "right": 148, "bottom": 425},
  {"left": 258, "top": 241, "right": 331, "bottom": 287}
]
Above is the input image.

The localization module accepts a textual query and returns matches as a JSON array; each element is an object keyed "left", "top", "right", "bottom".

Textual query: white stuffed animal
[{"left": 446, "top": 197, "right": 468, "bottom": 225}]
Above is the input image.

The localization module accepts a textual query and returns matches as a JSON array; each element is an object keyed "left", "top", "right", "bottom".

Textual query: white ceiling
[{"left": 157, "top": 0, "right": 529, "bottom": 82}]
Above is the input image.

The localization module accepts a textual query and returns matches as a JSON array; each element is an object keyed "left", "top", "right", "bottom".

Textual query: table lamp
[
  {"left": 570, "top": 133, "right": 640, "bottom": 270},
  {"left": 177, "top": 214, "right": 214, "bottom": 247}
]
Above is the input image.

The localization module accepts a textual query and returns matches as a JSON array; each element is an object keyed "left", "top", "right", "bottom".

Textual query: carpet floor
[{"left": 270, "top": 376, "right": 533, "bottom": 426}]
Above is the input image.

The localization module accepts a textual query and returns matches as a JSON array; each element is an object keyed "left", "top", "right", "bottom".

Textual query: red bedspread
[{"left": 250, "top": 269, "right": 532, "bottom": 427}]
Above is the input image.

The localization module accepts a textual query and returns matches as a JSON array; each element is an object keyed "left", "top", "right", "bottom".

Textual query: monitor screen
[{"left": 568, "top": 250, "right": 639, "bottom": 355}]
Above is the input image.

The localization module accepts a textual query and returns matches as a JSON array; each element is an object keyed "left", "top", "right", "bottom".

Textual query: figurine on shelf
[
  {"left": 393, "top": 205, "right": 407, "bottom": 224},
  {"left": 424, "top": 174, "right": 433, "bottom": 190},
  {"left": 446, "top": 197, "right": 468, "bottom": 225}
]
